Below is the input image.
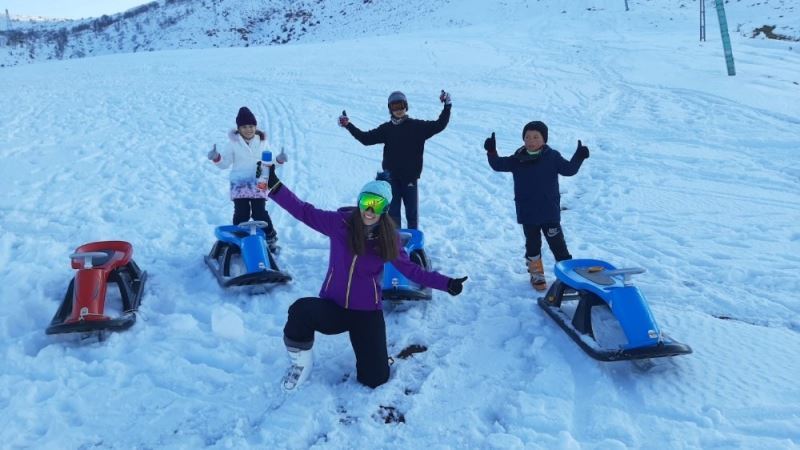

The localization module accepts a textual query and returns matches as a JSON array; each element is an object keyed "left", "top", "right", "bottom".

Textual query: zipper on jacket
[
  {"left": 345, "top": 255, "right": 358, "bottom": 309},
  {"left": 324, "top": 266, "right": 334, "bottom": 293},
  {"left": 373, "top": 278, "right": 379, "bottom": 304}
]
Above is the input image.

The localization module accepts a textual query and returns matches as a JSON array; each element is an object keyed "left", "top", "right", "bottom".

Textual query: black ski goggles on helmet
[{"left": 388, "top": 101, "right": 407, "bottom": 112}]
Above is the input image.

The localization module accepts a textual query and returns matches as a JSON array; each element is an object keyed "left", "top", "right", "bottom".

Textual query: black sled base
[{"left": 205, "top": 240, "right": 291, "bottom": 288}]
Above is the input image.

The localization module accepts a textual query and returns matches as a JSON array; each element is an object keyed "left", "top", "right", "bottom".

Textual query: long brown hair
[{"left": 346, "top": 208, "right": 399, "bottom": 262}]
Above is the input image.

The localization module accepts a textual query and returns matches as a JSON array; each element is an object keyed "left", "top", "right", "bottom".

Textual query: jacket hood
[{"left": 229, "top": 129, "right": 266, "bottom": 142}]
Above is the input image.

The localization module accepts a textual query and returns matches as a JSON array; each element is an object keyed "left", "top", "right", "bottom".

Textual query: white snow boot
[{"left": 281, "top": 346, "right": 313, "bottom": 392}]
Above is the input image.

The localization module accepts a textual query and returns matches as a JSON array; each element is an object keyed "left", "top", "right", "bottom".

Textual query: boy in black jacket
[{"left": 338, "top": 90, "right": 452, "bottom": 229}]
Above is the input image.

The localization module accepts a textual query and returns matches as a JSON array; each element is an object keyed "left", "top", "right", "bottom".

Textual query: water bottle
[{"left": 256, "top": 150, "right": 273, "bottom": 191}]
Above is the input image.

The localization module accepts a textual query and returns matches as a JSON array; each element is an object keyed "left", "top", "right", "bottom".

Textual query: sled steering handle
[
  {"left": 605, "top": 267, "right": 645, "bottom": 285},
  {"left": 238, "top": 220, "right": 268, "bottom": 235},
  {"left": 70, "top": 252, "right": 109, "bottom": 269}
]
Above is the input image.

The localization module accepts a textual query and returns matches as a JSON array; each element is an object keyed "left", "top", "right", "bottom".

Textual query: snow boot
[
  {"left": 281, "top": 346, "right": 313, "bottom": 391},
  {"left": 527, "top": 255, "right": 547, "bottom": 291},
  {"left": 265, "top": 230, "right": 279, "bottom": 255}
]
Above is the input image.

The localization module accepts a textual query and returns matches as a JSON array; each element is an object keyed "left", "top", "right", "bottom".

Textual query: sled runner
[
  {"left": 46, "top": 241, "right": 147, "bottom": 335},
  {"left": 537, "top": 259, "right": 692, "bottom": 361},
  {"left": 204, "top": 221, "right": 291, "bottom": 288},
  {"left": 382, "top": 229, "right": 432, "bottom": 301}
]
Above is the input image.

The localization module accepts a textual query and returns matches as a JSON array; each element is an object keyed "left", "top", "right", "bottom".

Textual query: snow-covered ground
[{"left": 1, "top": 2, "right": 799, "bottom": 448}]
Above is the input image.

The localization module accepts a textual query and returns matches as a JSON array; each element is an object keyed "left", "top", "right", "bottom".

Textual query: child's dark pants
[
  {"left": 523, "top": 223, "right": 572, "bottom": 261},
  {"left": 233, "top": 198, "right": 275, "bottom": 237},
  {"left": 388, "top": 179, "right": 419, "bottom": 229}
]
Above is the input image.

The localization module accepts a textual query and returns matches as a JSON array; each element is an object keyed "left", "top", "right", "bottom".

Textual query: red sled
[{"left": 46, "top": 241, "right": 147, "bottom": 335}]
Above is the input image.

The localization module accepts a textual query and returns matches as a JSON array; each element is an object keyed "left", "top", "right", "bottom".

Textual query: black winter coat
[
  {"left": 488, "top": 145, "right": 586, "bottom": 225},
  {"left": 345, "top": 105, "right": 451, "bottom": 181}
]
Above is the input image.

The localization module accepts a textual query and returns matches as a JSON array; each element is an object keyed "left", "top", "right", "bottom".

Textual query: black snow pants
[
  {"left": 283, "top": 297, "right": 389, "bottom": 388},
  {"left": 388, "top": 178, "right": 419, "bottom": 230},
  {"left": 522, "top": 222, "right": 572, "bottom": 261},
  {"left": 233, "top": 198, "right": 276, "bottom": 238}
]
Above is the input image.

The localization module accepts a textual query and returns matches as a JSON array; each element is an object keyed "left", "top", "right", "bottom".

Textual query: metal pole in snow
[
  {"left": 700, "top": 0, "right": 706, "bottom": 41},
  {"left": 624, "top": 0, "right": 629, "bottom": 11},
  {"left": 714, "top": 0, "right": 736, "bottom": 75}
]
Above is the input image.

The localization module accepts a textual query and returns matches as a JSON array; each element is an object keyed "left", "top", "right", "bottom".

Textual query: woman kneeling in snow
[{"left": 261, "top": 166, "right": 467, "bottom": 391}]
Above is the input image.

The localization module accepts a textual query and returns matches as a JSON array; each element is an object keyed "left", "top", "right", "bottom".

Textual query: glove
[
  {"left": 483, "top": 132, "right": 496, "bottom": 154},
  {"left": 207, "top": 144, "right": 220, "bottom": 161},
  {"left": 338, "top": 110, "right": 349, "bottom": 127},
  {"left": 276, "top": 147, "right": 288, "bottom": 164},
  {"left": 267, "top": 164, "right": 281, "bottom": 192},
  {"left": 439, "top": 90, "right": 452, "bottom": 106},
  {"left": 255, "top": 162, "right": 266, "bottom": 190},
  {"left": 575, "top": 140, "right": 590, "bottom": 159},
  {"left": 447, "top": 276, "right": 468, "bottom": 296},
  {"left": 375, "top": 171, "right": 392, "bottom": 182}
]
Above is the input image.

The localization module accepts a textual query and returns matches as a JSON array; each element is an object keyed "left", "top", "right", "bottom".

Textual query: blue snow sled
[
  {"left": 204, "top": 221, "right": 291, "bottom": 288},
  {"left": 382, "top": 229, "right": 432, "bottom": 301},
  {"left": 537, "top": 259, "right": 692, "bottom": 361}
]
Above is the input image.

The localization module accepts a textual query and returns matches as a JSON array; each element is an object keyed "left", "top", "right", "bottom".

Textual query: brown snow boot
[{"left": 527, "top": 256, "right": 547, "bottom": 291}]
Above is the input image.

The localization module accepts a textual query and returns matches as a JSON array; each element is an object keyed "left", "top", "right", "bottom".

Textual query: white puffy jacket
[{"left": 214, "top": 129, "right": 270, "bottom": 182}]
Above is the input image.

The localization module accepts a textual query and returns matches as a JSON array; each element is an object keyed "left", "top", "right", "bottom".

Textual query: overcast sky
[{"left": 2, "top": 0, "right": 146, "bottom": 19}]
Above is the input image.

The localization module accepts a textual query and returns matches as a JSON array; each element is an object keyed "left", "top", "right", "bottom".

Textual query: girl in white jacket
[{"left": 207, "top": 106, "right": 284, "bottom": 251}]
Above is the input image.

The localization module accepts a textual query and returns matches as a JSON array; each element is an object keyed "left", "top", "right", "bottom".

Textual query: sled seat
[
  {"left": 215, "top": 222, "right": 267, "bottom": 246},
  {"left": 397, "top": 229, "right": 424, "bottom": 251},
  {"left": 555, "top": 259, "right": 645, "bottom": 293},
  {"left": 70, "top": 241, "right": 132, "bottom": 271},
  {"left": 65, "top": 241, "right": 134, "bottom": 326}
]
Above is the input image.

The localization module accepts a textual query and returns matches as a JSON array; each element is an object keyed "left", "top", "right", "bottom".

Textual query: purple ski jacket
[{"left": 270, "top": 186, "right": 451, "bottom": 311}]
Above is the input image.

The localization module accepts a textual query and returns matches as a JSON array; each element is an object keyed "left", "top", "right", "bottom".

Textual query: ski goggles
[
  {"left": 358, "top": 192, "right": 389, "bottom": 215},
  {"left": 388, "top": 101, "right": 407, "bottom": 112}
]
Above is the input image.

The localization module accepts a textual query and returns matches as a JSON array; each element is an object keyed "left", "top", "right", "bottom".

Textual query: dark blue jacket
[{"left": 488, "top": 145, "right": 586, "bottom": 225}]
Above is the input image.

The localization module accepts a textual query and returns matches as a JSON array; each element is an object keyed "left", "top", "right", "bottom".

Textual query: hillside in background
[{"left": 1, "top": 0, "right": 798, "bottom": 67}]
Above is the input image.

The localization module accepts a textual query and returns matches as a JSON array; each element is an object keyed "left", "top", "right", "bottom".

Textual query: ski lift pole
[
  {"left": 714, "top": 0, "right": 736, "bottom": 76},
  {"left": 700, "top": 0, "right": 706, "bottom": 41}
]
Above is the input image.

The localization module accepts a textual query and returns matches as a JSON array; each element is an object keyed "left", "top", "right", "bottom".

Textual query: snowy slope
[
  {"left": 1, "top": 0, "right": 799, "bottom": 67},
  {"left": 1, "top": 1, "right": 799, "bottom": 449}
]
